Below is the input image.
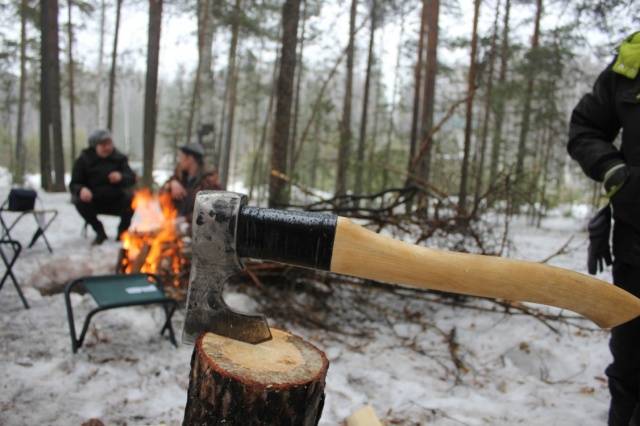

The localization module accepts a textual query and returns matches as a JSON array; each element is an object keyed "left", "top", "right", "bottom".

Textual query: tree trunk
[
  {"left": 418, "top": 0, "right": 440, "bottom": 185},
  {"left": 381, "top": 9, "right": 405, "bottom": 190},
  {"left": 514, "top": 0, "right": 542, "bottom": 187},
  {"left": 96, "top": 0, "right": 106, "bottom": 127},
  {"left": 15, "top": 0, "right": 28, "bottom": 183},
  {"left": 249, "top": 55, "right": 279, "bottom": 202},
  {"left": 247, "top": 55, "right": 262, "bottom": 190},
  {"left": 488, "top": 0, "right": 510, "bottom": 194},
  {"left": 406, "top": 0, "right": 427, "bottom": 187},
  {"left": 353, "top": 0, "right": 377, "bottom": 199},
  {"left": 457, "top": 0, "right": 481, "bottom": 216},
  {"left": 404, "top": 0, "right": 427, "bottom": 214},
  {"left": 203, "top": 2, "right": 218, "bottom": 100},
  {"left": 107, "top": 0, "right": 123, "bottom": 131},
  {"left": 415, "top": 0, "right": 440, "bottom": 212},
  {"left": 309, "top": 106, "right": 322, "bottom": 190},
  {"left": 67, "top": 0, "right": 77, "bottom": 165},
  {"left": 200, "top": 2, "right": 216, "bottom": 165},
  {"left": 183, "top": 330, "right": 328, "bottom": 425},
  {"left": 366, "top": 65, "right": 382, "bottom": 198},
  {"left": 142, "top": 0, "right": 163, "bottom": 187},
  {"left": 40, "top": 0, "right": 66, "bottom": 192},
  {"left": 335, "top": 0, "right": 357, "bottom": 197},
  {"left": 288, "top": 0, "right": 307, "bottom": 179},
  {"left": 535, "top": 125, "right": 552, "bottom": 228},
  {"left": 216, "top": 71, "right": 229, "bottom": 168},
  {"left": 219, "top": 0, "right": 242, "bottom": 189},
  {"left": 186, "top": 0, "right": 210, "bottom": 146},
  {"left": 472, "top": 0, "right": 501, "bottom": 214},
  {"left": 269, "top": 0, "right": 301, "bottom": 208},
  {"left": 3, "top": 85, "right": 14, "bottom": 174}
]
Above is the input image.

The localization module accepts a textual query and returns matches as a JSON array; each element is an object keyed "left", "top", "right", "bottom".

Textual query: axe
[{"left": 182, "top": 191, "right": 640, "bottom": 344}]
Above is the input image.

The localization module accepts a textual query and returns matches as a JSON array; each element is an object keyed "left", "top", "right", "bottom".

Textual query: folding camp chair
[
  {"left": 0, "top": 239, "right": 29, "bottom": 309},
  {"left": 0, "top": 198, "right": 58, "bottom": 253},
  {"left": 64, "top": 273, "right": 178, "bottom": 353}
]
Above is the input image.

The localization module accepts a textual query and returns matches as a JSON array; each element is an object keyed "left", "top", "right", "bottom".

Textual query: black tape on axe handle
[{"left": 235, "top": 206, "right": 337, "bottom": 271}]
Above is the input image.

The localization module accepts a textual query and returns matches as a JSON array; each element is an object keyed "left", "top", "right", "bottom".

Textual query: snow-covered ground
[{"left": 0, "top": 183, "right": 614, "bottom": 425}]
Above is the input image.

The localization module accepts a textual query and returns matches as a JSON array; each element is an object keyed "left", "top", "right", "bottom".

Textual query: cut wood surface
[
  {"left": 331, "top": 217, "right": 640, "bottom": 328},
  {"left": 183, "top": 328, "right": 328, "bottom": 425},
  {"left": 346, "top": 405, "right": 383, "bottom": 426}
]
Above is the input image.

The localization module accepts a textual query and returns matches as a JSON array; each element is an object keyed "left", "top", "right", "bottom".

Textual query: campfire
[{"left": 118, "top": 189, "right": 191, "bottom": 298}]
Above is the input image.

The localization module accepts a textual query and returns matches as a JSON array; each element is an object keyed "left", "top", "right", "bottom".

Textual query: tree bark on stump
[{"left": 183, "top": 329, "right": 328, "bottom": 426}]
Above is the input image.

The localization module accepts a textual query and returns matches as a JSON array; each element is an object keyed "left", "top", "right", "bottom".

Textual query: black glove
[
  {"left": 609, "top": 166, "right": 640, "bottom": 231},
  {"left": 587, "top": 204, "right": 612, "bottom": 275}
]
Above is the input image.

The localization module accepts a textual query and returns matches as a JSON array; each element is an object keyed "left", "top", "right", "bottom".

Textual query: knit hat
[
  {"left": 88, "top": 129, "right": 112, "bottom": 148},
  {"left": 179, "top": 142, "right": 205, "bottom": 159}
]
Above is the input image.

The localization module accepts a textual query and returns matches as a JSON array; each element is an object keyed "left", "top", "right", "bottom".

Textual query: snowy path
[{"left": 0, "top": 190, "right": 613, "bottom": 425}]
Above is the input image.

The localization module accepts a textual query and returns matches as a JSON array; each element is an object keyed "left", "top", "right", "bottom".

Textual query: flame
[{"left": 121, "top": 189, "right": 185, "bottom": 287}]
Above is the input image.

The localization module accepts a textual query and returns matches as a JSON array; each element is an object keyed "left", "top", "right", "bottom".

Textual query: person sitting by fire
[
  {"left": 162, "top": 142, "right": 222, "bottom": 222},
  {"left": 69, "top": 129, "right": 136, "bottom": 245}
]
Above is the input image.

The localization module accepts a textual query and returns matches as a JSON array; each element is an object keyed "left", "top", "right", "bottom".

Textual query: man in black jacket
[
  {"left": 69, "top": 129, "right": 136, "bottom": 245},
  {"left": 568, "top": 31, "right": 640, "bottom": 425}
]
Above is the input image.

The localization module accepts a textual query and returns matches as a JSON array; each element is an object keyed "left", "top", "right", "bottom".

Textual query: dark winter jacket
[
  {"left": 568, "top": 57, "right": 640, "bottom": 263},
  {"left": 69, "top": 148, "right": 136, "bottom": 202}
]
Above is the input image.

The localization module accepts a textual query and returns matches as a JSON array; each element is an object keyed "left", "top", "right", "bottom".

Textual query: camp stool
[
  {"left": 64, "top": 273, "right": 178, "bottom": 353},
  {"left": 0, "top": 239, "right": 29, "bottom": 309},
  {"left": 0, "top": 198, "right": 58, "bottom": 254}
]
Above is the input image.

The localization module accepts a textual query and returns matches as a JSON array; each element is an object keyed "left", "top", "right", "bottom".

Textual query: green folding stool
[{"left": 64, "top": 273, "right": 178, "bottom": 353}]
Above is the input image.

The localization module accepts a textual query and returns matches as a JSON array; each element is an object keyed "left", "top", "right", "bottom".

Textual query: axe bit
[{"left": 182, "top": 191, "right": 640, "bottom": 345}]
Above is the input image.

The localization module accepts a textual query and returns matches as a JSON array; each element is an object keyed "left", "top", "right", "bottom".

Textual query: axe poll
[{"left": 182, "top": 191, "right": 640, "bottom": 344}]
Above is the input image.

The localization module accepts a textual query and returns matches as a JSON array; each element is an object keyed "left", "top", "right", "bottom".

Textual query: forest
[
  {"left": 1, "top": 0, "right": 639, "bottom": 425},
  {"left": 0, "top": 0, "right": 636, "bottom": 213}
]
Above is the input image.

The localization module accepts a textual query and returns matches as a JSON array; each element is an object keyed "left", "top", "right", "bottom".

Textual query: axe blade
[{"left": 182, "top": 191, "right": 271, "bottom": 345}]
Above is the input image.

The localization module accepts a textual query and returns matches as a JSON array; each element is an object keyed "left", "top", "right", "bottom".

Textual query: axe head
[{"left": 181, "top": 191, "right": 272, "bottom": 345}]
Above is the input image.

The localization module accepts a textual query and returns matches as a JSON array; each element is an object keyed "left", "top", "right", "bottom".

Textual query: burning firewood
[
  {"left": 116, "top": 190, "right": 291, "bottom": 302},
  {"left": 130, "top": 243, "right": 151, "bottom": 273},
  {"left": 117, "top": 189, "right": 191, "bottom": 295}
]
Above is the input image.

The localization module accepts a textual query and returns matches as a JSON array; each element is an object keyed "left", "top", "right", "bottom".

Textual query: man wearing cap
[
  {"left": 162, "top": 142, "right": 221, "bottom": 222},
  {"left": 568, "top": 31, "right": 640, "bottom": 425},
  {"left": 69, "top": 129, "right": 136, "bottom": 245}
]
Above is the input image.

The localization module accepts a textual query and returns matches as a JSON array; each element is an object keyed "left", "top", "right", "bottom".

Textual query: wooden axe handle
[{"left": 330, "top": 217, "right": 640, "bottom": 328}]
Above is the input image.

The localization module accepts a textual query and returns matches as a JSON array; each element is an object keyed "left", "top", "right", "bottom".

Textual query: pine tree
[
  {"left": 457, "top": 0, "right": 481, "bottom": 215},
  {"left": 269, "top": 0, "right": 301, "bottom": 207},
  {"left": 40, "top": 0, "right": 66, "bottom": 191},
  {"left": 335, "top": 0, "right": 357, "bottom": 197},
  {"left": 142, "top": 0, "right": 163, "bottom": 186}
]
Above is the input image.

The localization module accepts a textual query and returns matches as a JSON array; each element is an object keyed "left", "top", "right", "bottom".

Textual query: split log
[
  {"left": 183, "top": 328, "right": 329, "bottom": 425},
  {"left": 346, "top": 405, "right": 383, "bottom": 426}
]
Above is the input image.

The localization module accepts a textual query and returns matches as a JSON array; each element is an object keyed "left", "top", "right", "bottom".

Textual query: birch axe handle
[{"left": 330, "top": 217, "right": 640, "bottom": 329}]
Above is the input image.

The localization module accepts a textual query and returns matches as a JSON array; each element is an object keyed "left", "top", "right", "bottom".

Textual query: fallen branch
[
  {"left": 539, "top": 235, "right": 576, "bottom": 264},
  {"left": 446, "top": 327, "right": 468, "bottom": 384}
]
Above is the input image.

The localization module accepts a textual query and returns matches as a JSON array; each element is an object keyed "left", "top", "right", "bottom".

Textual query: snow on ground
[{"left": 0, "top": 183, "right": 614, "bottom": 425}]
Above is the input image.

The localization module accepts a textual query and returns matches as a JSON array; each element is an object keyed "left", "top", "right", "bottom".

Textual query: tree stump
[{"left": 183, "top": 328, "right": 329, "bottom": 425}]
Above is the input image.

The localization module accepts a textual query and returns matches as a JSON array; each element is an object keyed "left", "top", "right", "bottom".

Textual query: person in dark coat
[
  {"left": 568, "top": 31, "right": 640, "bottom": 426},
  {"left": 162, "top": 143, "right": 221, "bottom": 223},
  {"left": 69, "top": 129, "right": 136, "bottom": 245}
]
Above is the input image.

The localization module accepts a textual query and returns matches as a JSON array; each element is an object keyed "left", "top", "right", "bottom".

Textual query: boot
[
  {"left": 92, "top": 233, "right": 108, "bottom": 246},
  {"left": 92, "top": 222, "right": 108, "bottom": 246}
]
